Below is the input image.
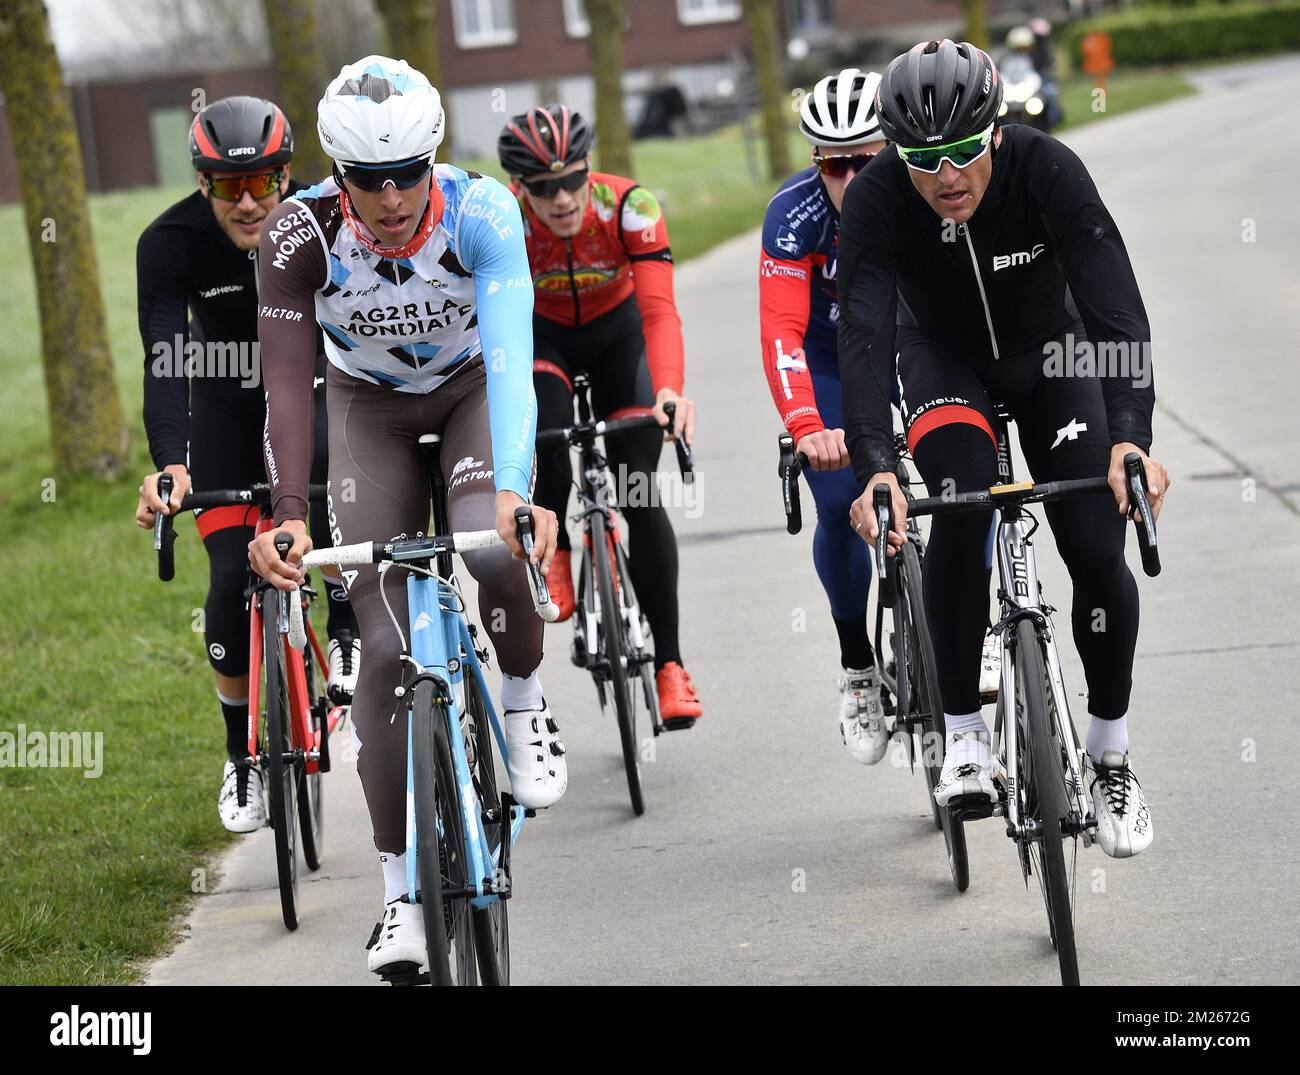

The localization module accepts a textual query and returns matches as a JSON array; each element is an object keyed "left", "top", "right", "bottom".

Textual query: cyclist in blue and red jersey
[{"left": 759, "top": 69, "right": 893, "bottom": 764}]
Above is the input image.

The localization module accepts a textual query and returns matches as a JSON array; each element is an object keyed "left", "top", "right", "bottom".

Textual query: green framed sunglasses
[{"left": 895, "top": 125, "right": 994, "bottom": 174}]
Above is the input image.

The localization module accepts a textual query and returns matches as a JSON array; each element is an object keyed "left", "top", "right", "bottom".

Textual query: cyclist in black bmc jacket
[
  {"left": 133, "top": 96, "right": 358, "bottom": 833},
  {"left": 838, "top": 40, "right": 1170, "bottom": 859}
]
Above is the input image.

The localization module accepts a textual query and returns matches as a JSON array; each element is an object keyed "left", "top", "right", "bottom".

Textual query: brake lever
[
  {"left": 155, "top": 472, "right": 177, "bottom": 582},
  {"left": 514, "top": 505, "right": 559, "bottom": 622},
  {"left": 873, "top": 483, "right": 898, "bottom": 608},
  {"left": 663, "top": 401, "right": 695, "bottom": 483}
]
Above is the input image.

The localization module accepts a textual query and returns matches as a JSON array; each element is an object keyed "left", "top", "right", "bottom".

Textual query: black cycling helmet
[
  {"left": 497, "top": 104, "right": 593, "bottom": 176},
  {"left": 876, "top": 39, "right": 1002, "bottom": 147},
  {"left": 189, "top": 95, "right": 294, "bottom": 172}
]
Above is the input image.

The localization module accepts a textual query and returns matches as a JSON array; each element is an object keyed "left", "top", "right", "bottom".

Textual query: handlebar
[
  {"left": 152, "top": 482, "right": 329, "bottom": 584},
  {"left": 875, "top": 450, "right": 1162, "bottom": 578},
  {"left": 536, "top": 406, "right": 694, "bottom": 482},
  {"left": 285, "top": 508, "right": 559, "bottom": 648}
]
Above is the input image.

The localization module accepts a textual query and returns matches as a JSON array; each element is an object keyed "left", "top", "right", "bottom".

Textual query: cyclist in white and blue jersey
[{"left": 248, "top": 56, "right": 565, "bottom": 977}]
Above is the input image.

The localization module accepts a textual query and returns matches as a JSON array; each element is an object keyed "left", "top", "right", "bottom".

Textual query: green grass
[
  {"left": 1057, "top": 65, "right": 1196, "bottom": 131},
  {"left": 0, "top": 184, "right": 233, "bottom": 984},
  {"left": 0, "top": 72, "right": 1199, "bottom": 983}
]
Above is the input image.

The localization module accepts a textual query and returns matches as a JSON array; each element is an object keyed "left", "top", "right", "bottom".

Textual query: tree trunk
[
  {"left": 960, "top": 0, "right": 990, "bottom": 51},
  {"left": 742, "top": 0, "right": 791, "bottom": 180},
  {"left": 261, "top": 0, "right": 331, "bottom": 183},
  {"left": 584, "top": 0, "right": 633, "bottom": 176},
  {"left": 0, "top": 0, "right": 127, "bottom": 479},
  {"left": 375, "top": 0, "right": 452, "bottom": 155}
]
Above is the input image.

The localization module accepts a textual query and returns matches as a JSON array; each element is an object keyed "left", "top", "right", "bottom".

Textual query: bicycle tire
[
  {"left": 1014, "top": 619, "right": 1079, "bottom": 986},
  {"left": 592, "top": 522, "right": 644, "bottom": 815},
  {"left": 298, "top": 620, "right": 325, "bottom": 871},
  {"left": 411, "top": 679, "right": 477, "bottom": 986},
  {"left": 900, "top": 542, "right": 969, "bottom": 893},
  {"left": 466, "top": 675, "right": 510, "bottom": 986},
  {"left": 614, "top": 541, "right": 660, "bottom": 730},
  {"left": 262, "top": 595, "right": 299, "bottom": 931}
]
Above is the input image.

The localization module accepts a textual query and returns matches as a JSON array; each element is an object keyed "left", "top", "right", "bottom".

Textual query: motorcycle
[{"left": 998, "top": 54, "right": 1055, "bottom": 133}]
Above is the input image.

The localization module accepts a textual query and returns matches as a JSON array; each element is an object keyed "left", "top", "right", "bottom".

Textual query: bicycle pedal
[
  {"left": 523, "top": 808, "right": 537, "bottom": 818},
  {"left": 378, "top": 962, "right": 427, "bottom": 987},
  {"left": 661, "top": 717, "right": 697, "bottom": 732},
  {"left": 947, "top": 796, "right": 997, "bottom": 823}
]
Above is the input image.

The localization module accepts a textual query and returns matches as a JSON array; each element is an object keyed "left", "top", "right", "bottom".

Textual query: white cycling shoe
[
  {"left": 366, "top": 898, "right": 427, "bottom": 978},
  {"left": 979, "top": 628, "right": 1002, "bottom": 700},
  {"left": 1086, "top": 750, "right": 1153, "bottom": 858},
  {"left": 838, "top": 666, "right": 889, "bottom": 765},
  {"left": 327, "top": 632, "right": 361, "bottom": 704},
  {"left": 504, "top": 704, "right": 568, "bottom": 809},
  {"left": 218, "top": 758, "right": 266, "bottom": 833},
  {"left": 934, "top": 731, "right": 998, "bottom": 807}
]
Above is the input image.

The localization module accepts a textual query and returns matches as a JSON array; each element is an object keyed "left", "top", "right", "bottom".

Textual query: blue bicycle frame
[{"left": 401, "top": 570, "right": 524, "bottom": 911}]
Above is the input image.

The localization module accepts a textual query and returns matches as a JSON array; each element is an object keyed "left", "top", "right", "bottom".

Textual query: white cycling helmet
[
  {"left": 1007, "top": 26, "right": 1035, "bottom": 51},
  {"left": 799, "top": 68, "right": 885, "bottom": 148},
  {"left": 317, "top": 55, "right": 445, "bottom": 164}
]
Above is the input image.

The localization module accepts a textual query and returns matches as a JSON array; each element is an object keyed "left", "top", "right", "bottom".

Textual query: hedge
[{"left": 1064, "top": 1, "right": 1300, "bottom": 67}]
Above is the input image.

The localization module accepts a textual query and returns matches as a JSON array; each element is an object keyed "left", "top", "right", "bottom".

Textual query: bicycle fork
[{"left": 993, "top": 512, "right": 1093, "bottom": 845}]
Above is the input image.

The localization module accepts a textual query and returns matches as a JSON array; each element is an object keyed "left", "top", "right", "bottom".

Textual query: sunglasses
[
  {"left": 521, "top": 168, "right": 588, "bottom": 199},
  {"left": 336, "top": 156, "right": 433, "bottom": 192},
  {"left": 895, "top": 126, "right": 994, "bottom": 174},
  {"left": 205, "top": 170, "right": 283, "bottom": 202},
  {"left": 813, "top": 150, "right": 877, "bottom": 179}
]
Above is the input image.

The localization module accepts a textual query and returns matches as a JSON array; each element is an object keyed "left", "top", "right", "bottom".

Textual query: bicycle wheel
[
  {"left": 262, "top": 594, "right": 299, "bottom": 930},
  {"left": 465, "top": 675, "right": 510, "bottom": 986},
  {"left": 1014, "top": 619, "right": 1079, "bottom": 986},
  {"left": 614, "top": 542, "right": 659, "bottom": 730},
  {"left": 592, "top": 521, "right": 644, "bottom": 815},
  {"left": 900, "top": 542, "right": 969, "bottom": 893},
  {"left": 411, "top": 680, "right": 477, "bottom": 986},
  {"left": 298, "top": 612, "right": 325, "bottom": 871}
]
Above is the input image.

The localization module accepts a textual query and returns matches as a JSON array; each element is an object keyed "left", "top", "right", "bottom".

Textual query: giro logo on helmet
[{"left": 227, "top": 146, "right": 257, "bottom": 157}]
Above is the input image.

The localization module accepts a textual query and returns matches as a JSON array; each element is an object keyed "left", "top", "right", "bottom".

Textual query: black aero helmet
[
  {"left": 189, "top": 95, "right": 294, "bottom": 172},
  {"left": 876, "top": 40, "right": 1002, "bottom": 147},
  {"left": 497, "top": 104, "right": 593, "bottom": 175}
]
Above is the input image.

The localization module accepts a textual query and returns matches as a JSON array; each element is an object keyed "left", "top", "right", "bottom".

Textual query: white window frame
[
  {"left": 676, "top": 0, "right": 742, "bottom": 26},
  {"left": 451, "top": 0, "right": 518, "bottom": 49},
  {"left": 563, "top": 0, "right": 590, "bottom": 38}
]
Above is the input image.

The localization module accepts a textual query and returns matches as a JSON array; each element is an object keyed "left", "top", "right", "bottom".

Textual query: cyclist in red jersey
[{"left": 498, "top": 104, "right": 702, "bottom": 724}]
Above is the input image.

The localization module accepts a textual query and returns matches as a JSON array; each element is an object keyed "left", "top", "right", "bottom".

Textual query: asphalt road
[{"left": 148, "top": 58, "right": 1300, "bottom": 986}]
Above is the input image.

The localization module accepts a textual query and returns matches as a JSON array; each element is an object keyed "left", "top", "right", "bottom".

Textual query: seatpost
[
  {"left": 419, "top": 433, "right": 455, "bottom": 580},
  {"left": 574, "top": 372, "right": 592, "bottom": 425}
]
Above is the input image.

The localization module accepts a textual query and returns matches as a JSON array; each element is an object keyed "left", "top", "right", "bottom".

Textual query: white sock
[
  {"left": 380, "top": 851, "right": 407, "bottom": 904},
  {"left": 945, "top": 710, "right": 988, "bottom": 745},
  {"left": 500, "top": 669, "right": 543, "bottom": 712},
  {"left": 1086, "top": 713, "right": 1128, "bottom": 763}
]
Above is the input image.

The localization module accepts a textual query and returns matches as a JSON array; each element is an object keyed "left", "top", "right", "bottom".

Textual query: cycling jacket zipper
[
  {"left": 962, "top": 223, "right": 1001, "bottom": 361},
  {"left": 565, "top": 238, "right": 580, "bottom": 323}
]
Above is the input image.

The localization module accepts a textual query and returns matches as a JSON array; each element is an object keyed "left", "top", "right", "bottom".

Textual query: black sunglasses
[
  {"left": 336, "top": 156, "right": 433, "bottom": 193},
  {"left": 521, "top": 168, "right": 589, "bottom": 199},
  {"left": 813, "top": 151, "right": 877, "bottom": 179}
]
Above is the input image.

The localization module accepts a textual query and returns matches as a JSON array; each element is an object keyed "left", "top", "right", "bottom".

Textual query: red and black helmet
[
  {"left": 497, "top": 104, "right": 593, "bottom": 176},
  {"left": 189, "top": 95, "right": 294, "bottom": 172}
]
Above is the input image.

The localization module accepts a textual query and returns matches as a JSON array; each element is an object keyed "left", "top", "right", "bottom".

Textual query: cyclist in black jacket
[
  {"left": 133, "top": 96, "right": 358, "bottom": 833},
  {"left": 838, "top": 41, "right": 1169, "bottom": 859}
]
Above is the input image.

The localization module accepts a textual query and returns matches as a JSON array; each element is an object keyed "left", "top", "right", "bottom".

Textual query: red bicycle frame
[{"left": 245, "top": 514, "right": 344, "bottom": 774}]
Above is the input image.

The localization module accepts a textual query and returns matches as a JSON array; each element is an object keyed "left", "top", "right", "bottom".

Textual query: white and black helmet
[
  {"left": 317, "top": 55, "right": 445, "bottom": 165},
  {"left": 799, "top": 68, "right": 885, "bottom": 148}
]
